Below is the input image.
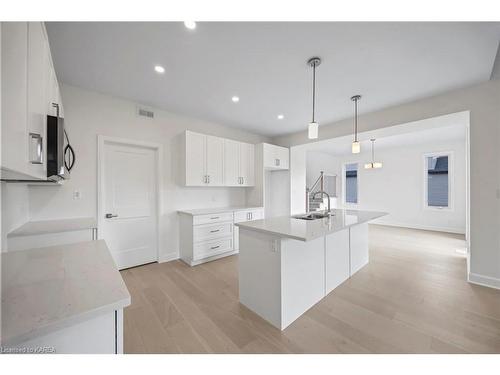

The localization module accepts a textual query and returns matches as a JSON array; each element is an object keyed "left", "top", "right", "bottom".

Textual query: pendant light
[
  {"left": 307, "top": 57, "right": 321, "bottom": 139},
  {"left": 351, "top": 95, "right": 361, "bottom": 153},
  {"left": 364, "top": 139, "right": 383, "bottom": 169}
]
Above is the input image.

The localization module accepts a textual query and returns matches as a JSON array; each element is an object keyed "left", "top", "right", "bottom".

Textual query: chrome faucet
[{"left": 312, "top": 190, "right": 331, "bottom": 214}]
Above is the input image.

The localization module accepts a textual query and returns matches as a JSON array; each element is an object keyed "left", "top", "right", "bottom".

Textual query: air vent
[{"left": 137, "top": 107, "right": 154, "bottom": 119}]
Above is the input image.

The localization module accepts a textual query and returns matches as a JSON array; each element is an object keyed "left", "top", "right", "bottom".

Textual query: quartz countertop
[
  {"left": 1, "top": 240, "right": 130, "bottom": 346},
  {"left": 235, "top": 209, "right": 387, "bottom": 241},
  {"left": 8, "top": 217, "right": 97, "bottom": 237},
  {"left": 178, "top": 206, "right": 264, "bottom": 216}
]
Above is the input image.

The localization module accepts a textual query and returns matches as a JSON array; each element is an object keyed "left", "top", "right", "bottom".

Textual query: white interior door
[{"left": 101, "top": 141, "right": 158, "bottom": 270}]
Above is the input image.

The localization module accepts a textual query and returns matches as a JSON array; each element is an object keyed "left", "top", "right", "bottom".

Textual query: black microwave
[{"left": 47, "top": 115, "right": 74, "bottom": 181}]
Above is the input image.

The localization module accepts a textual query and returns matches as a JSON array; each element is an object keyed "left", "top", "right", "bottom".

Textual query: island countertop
[
  {"left": 235, "top": 209, "right": 387, "bottom": 241},
  {"left": 178, "top": 206, "right": 263, "bottom": 216},
  {"left": 1, "top": 240, "right": 131, "bottom": 346}
]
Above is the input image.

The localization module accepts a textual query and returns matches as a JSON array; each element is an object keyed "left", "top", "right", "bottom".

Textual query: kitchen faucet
[{"left": 312, "top": 190, "right": 331, "bottom": 214}]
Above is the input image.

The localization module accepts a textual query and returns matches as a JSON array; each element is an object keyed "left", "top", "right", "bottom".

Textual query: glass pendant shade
[
  {"left": 308, "top": 122, "right": 319, "bottom": 139},
  {"left": 351, "top": 141, "right": 360, "bottom": 154},
  {"left": 364, "top": 162, "right": 383, "bottom": 169}
]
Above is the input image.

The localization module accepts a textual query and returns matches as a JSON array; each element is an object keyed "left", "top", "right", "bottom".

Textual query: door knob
[{"left": 105, "top": 213, "right": 118, "bottom": 218}]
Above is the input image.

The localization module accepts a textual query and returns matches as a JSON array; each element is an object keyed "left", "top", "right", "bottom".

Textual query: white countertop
[
  {"left": 1, "top": 240, "right": 130, "bottom": 346},
  {"left": 178, "top": 206, "right": 264, "bottom": 216},
  {"left": 235, "top": 209, "right": 387, "bottom": 241},
  {"left": 8, "top": 217, "right": 97, "bottom": 237}
]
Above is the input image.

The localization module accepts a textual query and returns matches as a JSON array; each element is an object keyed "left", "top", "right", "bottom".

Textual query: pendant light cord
[
  {"left": 354, "top": 98, "right": 358, "bottom": 142},
  {"left": 371, "top": 139, "right": 375, "bottom": 162},
  {"left": 312, "top": 62, "right": 316, "bottom": 123}
]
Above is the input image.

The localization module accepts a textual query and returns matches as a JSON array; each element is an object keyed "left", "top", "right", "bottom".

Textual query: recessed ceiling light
[
  {"left": 154, "top": 65, "right": 165, "bottom": 74},
  {"left": 184, "top": 21, "right": 196, "bottom": 30},
  {"left": 231, "top": 96, "right": 240, "bottom": 103},
  {"left": 277, "top": 114, "right": 284, "bottom": 120}
]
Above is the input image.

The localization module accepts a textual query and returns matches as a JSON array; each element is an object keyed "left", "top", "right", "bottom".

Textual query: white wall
[
  {"left": 5, "top": 84, "right": 268, "bottom": 259},
  {"left": 309, "top": 138, "right": 466, "bottom": 234},
  {"left": 275, "top": 79, "right": 500, "bottom": 287},
  {"left": 1, "top": 184, "right": 29, "bottom": 251}
]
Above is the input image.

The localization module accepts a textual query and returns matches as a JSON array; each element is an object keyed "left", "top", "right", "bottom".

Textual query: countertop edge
[
  {"left": 178, "top": 206, "right": 264, "bottom": 215},
  {"left": 7, "top": 217, "right": 97, "bottom": 238},
  {"left": 2, "top": 295, "right": 131, "bottom": 347},
  {"left": 236, "top": 211, "right": 387, "bottom": 241}
]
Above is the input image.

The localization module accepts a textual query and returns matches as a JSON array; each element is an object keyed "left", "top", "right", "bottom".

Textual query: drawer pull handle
[
  {"left": 210, "top": 229, "right": 220, "bottom": 233},
  {"left": 211, "top": 245, "right": 220, "bottom": 250},
  {"left": 210, "top": 217, "right": 220, "bottom": 219}
]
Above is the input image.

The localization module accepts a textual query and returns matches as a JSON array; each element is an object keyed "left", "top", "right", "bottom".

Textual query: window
[
  {"left": 344, "top": 163, "right": 358, "bottom": 204},
  {"left": 425, "top": 153, "right": 451, "bottom": 209}
]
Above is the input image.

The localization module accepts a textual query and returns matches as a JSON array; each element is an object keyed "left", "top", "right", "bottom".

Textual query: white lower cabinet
[
  {"left": 349, "top": 223, "right": 369, "bottom": 274},
  {"left": 179, "top": 207, "right": 264, "bottom": 266},
  {"left": 325, "top": 229, "right": 350, "bottom": 293},
  {"left": 10, "top": 310, "right": 123, "bottom": 354},
  {"left": 233, "top": 208, "right": 264, "bottom": 250}
]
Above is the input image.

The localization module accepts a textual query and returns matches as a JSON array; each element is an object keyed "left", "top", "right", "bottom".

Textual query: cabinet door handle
[
  {"left": 250, "top": 212, "right": 253, "bottom": 220},
  {"left": 211, "top": 245, "right": 220, "bottom": 250},
  {"left": 207, "top": 175, "right": 210, "bottom": 183},
  {"left": 210, "top": 229, "right": 220, "bottom": 233},
  {"left": 105, "top": 213, "right": 118, "bottom": 218},
  {"left": 29, "top": 133, "right": 43, "bottom": 164}
]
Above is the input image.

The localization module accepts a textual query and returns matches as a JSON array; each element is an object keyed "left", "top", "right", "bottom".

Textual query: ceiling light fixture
[
  {"left": 351, "top": 95, "right": 362, "bottom": 153},
  {"left": 365, "top": 139, "right": 383, "bottom": 169},
  {"left": 184, "top": 21, "right": 196, "bottom": 30},
  {"left": 231, "top": 96, "right": 240, "bottom": 103},
  {"left": 307, "top": 57, "right": 321, "bottom": 139},
  {"left": 277, "top": 114, "right": 284, "bottom": 120},
  {"left": 154, "top": 65, "right": 165, "bottom": 74}
]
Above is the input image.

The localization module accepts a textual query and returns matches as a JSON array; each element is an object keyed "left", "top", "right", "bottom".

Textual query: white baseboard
[
  {"left": 468, "top": 272, "right": 500, "bottom": 290},
  {"left": 374, "top": 220, "right": 465, "bottom": 235},
  {"left": 158, "top": 251, "right": 179, "bottom": 263}
]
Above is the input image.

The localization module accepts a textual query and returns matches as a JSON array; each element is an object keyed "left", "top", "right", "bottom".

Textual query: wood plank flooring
[{"left": 120, "top": 225, "right": 500, "bottom": 353}]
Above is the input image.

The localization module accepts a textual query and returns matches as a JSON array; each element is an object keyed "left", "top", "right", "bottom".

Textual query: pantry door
[{"left": 99, "top": 137, "right": 160, "bottom": 270}]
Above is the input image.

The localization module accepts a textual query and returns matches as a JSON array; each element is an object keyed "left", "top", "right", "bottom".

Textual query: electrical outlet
[{"left": 73, "top": 190, "right": 82, "bottom": 200}]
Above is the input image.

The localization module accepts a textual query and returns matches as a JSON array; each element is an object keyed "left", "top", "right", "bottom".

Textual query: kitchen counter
[
  {"left": 178, "top": 206, "right": 263, "bottom": 216},
  {"left": 8, "top": 217, "right": 97, "bottom": 237},
  {"left": 1, "top": 240, "right": 130, "bottom": 347},
  {"left": 235, "top": 209, "right": 386, "bottom": 241}
]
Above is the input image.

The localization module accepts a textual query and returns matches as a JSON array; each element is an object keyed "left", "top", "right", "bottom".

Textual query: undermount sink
[{"left": 292, "top": 212, "right": 333, "bottom": 220}]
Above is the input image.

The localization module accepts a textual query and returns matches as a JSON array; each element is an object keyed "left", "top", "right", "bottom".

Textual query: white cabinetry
[
  {"left": 224, "top": 139, "right": 255, "bottom": 186},
  {"left": 184, "top": 131, "right": 224, "bottom": 186},
  {"left": 263, "top": 143, "right": 289, "bottom": 170},
  {"left": 233, "top": 208, "right": 263, "bottom": 250},
  {"left": 1, "top": 22, "right": 63, "bottom": 181},
  {"left": 178, "top": 207, "right": 264, "bottom": 266}
]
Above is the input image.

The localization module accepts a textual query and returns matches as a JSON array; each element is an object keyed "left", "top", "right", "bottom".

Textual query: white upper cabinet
[
  {"left": 185, "top": 131, "right": 207, "bottom": 186},
  {"left": 239, "top": 142, "right": 255, "bottom": 186},
  {"left": 224, "top": 139, "right": 255, "bottom": 186},
  {"left": 205, "top": 135, "right": 224, "bottom": 186},
  {"left": 224, "top": 139, "right": 240, "bottom": 186},
  {"left": 1, "top": 22, "right": 29, "bottom": 176},
  {"left": 263, "top": 143, "right": 289, "bottom": 170},
  {"left": 184, "top": 131, "right": 255, "bottom": 187},
  {"left": 184, "top": 131, "right": 224, "bottom": 186},
  {"left": 1, "top": 22, "right": 63, "bottom": 181}
]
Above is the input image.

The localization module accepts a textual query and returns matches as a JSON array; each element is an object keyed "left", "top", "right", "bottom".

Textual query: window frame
[
  {"left": 342, "top": 162, "right": 360, "bottom": 207},
  {"left": 423, "top": 151, "right": 454, "bottom": 211}
]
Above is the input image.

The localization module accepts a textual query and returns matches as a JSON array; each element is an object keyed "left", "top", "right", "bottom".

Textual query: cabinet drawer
[
  {"left": 193, "top": 212, "right": 233, "bottom": 225},
  {"left": 194, "top": 237, "right": 233, "bottom": 260},
  {"left": 234, "top": 209, "right": 264, "bottom": 223},
  {"left": 193, "top": 222, "right": 233, "bottom": 242}
]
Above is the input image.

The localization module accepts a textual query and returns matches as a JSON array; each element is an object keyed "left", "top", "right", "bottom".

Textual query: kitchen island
[{"left": 236, "top": 209, "right": 386, "bottom": 330}]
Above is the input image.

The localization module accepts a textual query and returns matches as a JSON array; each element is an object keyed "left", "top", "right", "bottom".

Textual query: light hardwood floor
[{"left": 120, "top": 225, "right": 500, "bottom": 353}]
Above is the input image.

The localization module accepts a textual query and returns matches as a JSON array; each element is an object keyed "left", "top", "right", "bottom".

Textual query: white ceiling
[{"left": 46, "top": 22, "right": 500, "bottom": 137}]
